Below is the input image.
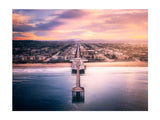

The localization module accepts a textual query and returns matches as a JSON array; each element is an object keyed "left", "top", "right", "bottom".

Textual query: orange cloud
[{"left": 13, "top": 13, "right": 31, "bottom": 26}]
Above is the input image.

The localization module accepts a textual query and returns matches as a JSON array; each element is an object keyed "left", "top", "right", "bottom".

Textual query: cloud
[
  {"left": 12, "top": 9, "right": 148, "bottom": 41},
  {"left": 13, "top": 32, "right": 27, "bottom": 39},
  {"left": 34, "top": 31, "right": 48, "bottom": 36},
  {"left": 66, "top": 30, "right": 86, "bottom": 36},
  {"left": 103, "top": 12, "right": 148, "bottom": 25},
  {"left": 58, "top": 9, "right": 87, "bottom": 19},
  {"left": 13, "top": 24, "right": 34, "bottom": 32},
  {"left": 80, "top": 10, "right": 148, "bottom": 33},
  {"left": 12, "top": 13, "right": 31, "bottom": 25},
  {"left": 13, "top": 32, "right": 45, "bottom": 40},
  {"left": 82, "top": 22, "right": 127, "bottom": 33},
  {"left": 13, "top": 19, "right": 64, "bottom": 32},
  {"left": 13, "top": 9, "right": 65, "bottom": 32},
  {"left": 35, "top": 20, "right": 64, "bottom": 30}
]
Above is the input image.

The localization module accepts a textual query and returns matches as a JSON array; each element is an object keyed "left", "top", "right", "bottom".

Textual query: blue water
[{"left": 13, "top": 67, "right": 148, "bottom": 111}]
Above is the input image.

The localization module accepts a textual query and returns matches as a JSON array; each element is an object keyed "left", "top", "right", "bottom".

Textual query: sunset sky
[{"left": 13, "top": 9, "right": 148, "bottom": 41}]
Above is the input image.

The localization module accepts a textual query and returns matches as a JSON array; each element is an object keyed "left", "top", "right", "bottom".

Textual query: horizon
[
  {"left": 12, "top": 39, "right": 148, "bottom": 44},
  {"left": 13, "top": 9, "right": 148, "bottom": 42}
]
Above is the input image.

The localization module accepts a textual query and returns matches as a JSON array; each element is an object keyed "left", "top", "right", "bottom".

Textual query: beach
[{"left": 13, "top": 61, "right": 148, "bottom": 67}]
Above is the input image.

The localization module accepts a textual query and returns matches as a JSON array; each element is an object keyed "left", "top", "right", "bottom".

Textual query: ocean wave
[{"left": 13, "top": 67, "right": 71, "bottom": 73}]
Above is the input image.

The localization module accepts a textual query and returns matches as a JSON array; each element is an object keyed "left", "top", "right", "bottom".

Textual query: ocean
[{"left": 13, "top": 67, "right": 148, "bottom": 111}]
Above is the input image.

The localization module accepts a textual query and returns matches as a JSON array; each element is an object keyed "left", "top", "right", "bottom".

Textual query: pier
[{"left": 72, "top": 44, "right": 86, "bottom": 103}]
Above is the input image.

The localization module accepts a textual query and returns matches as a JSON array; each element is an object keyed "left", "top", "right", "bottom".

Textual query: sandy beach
[{"left": 13, "top": 61, "right": 148, "bottom": 67}]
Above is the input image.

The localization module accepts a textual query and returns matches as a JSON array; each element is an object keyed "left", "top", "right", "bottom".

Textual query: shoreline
[{"left": 13, "top": 61, "right": 148, "bottom": 67}]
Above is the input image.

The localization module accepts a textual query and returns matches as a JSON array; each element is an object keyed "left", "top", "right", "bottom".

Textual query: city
[{"left": 13, "top": 40, "right": 148, "bottom": 64}]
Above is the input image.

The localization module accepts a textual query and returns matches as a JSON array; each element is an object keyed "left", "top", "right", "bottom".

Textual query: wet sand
[{"left": 13, "top": 61, "right": 148, "bottom": 67}]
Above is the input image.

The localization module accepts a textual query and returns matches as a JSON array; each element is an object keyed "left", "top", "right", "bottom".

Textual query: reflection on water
[
  {"left": 72, "top": 91, "right": 84, "bottom": 103},
  {"left": 13, "top": 67, "right": 148, "bottom": 111},
  {"left": 72, "top": 59, "right": 85, "bottom": 103}
]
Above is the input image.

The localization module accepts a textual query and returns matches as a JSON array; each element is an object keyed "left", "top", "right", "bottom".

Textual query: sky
[{"left": 13, "top": 9, "right": 148, "bottom": 41}]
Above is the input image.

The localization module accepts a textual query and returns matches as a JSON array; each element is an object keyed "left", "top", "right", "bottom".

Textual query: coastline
[{"left": 13, "top": 61, "right": 148, "bottom": 68}]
